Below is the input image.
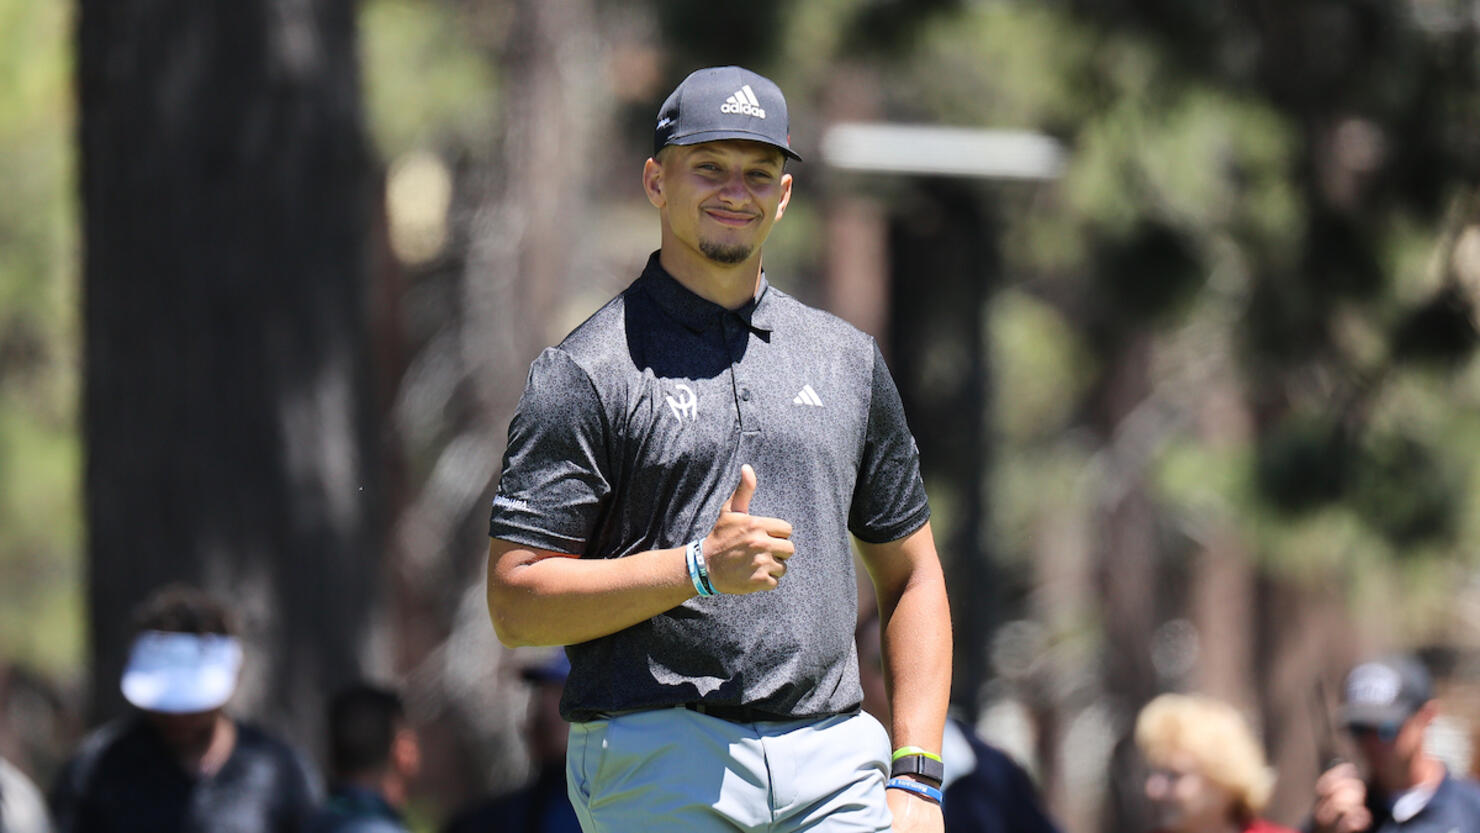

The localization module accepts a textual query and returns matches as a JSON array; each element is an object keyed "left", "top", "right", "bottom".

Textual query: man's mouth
[{"left": 703, "top": 208, "right": 758, "bottom": 227}]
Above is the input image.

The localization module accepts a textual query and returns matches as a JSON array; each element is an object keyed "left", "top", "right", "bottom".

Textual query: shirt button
[{"left": 740, "top": 388, "right": 751, "bottom": 401}]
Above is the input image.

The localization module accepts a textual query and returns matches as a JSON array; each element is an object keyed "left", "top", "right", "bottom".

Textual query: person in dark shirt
[
  {"left": 441, "top": 653, "right": 580, "bottom": 833},
  {"left": 49, "top": 584, "right": 322, "bottom": 833},
  {"left": 856, "top": 610, "right": 1061, "bottom": 833},
  {"left": 312, "top": 685, "right": 419, "bottom": 833},
  {"left": 1311, "top": 654, "right": 1480, "bottom": 833}
]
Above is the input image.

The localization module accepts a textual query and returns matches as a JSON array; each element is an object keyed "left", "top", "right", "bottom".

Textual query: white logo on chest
[{"left": 666, "top": 383, "right": 698, "bottom": 422}]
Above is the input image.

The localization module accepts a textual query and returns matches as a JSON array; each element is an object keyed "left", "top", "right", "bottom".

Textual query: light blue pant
[{"left": 566, "top": 707, "right": 893, "bottom": 833}]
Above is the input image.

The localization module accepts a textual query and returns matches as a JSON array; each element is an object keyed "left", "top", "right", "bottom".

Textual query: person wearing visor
[
  {"left": 486, "top": 65, "right": 951, "bottom": 833},
  {"left": 49, "top": 584, "right": 322, "bottom": 833},
  {"left": 1311, "top": 654, "right": 1480, "bottom": 833}
]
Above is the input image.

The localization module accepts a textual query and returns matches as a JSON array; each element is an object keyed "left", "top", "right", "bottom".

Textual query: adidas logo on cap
[{"left": 721, "top": 85, "right": 766, "bottom": 119}]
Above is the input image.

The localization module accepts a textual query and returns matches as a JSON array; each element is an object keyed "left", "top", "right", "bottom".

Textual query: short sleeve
[
  {"left": 489, "top": 348, "right": 612, "bottom": 554},
  {"left": 848, "top": 342, "right": 931, "bottom": 543}
]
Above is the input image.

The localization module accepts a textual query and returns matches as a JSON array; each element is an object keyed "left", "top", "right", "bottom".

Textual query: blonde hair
[{"left": 1134, "top": 693, "right": 1276, "bottom": 819}]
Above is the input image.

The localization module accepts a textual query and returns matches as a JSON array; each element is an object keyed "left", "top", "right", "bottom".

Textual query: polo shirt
[{"left": 489, "top": 252, "right": 931, "bottom": 722}]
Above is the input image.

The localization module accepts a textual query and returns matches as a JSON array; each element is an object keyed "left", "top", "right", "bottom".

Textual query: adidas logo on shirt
[
  {"left": 793, "top": 385, "right": 823, "bottom": 407},
  {"left": 720, "top": 85, "right": 766, "bottom": 118}
]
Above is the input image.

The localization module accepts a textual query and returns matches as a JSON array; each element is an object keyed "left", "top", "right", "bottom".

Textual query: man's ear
[
  {"left": 392, "top": 726, "right": 421, "bottom": 778},
  {"left": 642, "top": 157, "right": 665, "bottom": 208},
  {"left": 1414, "top": 700, "right": 1439, "bottom": 727},
  {"left": 774, "top": 172, "right": 794, "bottom": 221}
]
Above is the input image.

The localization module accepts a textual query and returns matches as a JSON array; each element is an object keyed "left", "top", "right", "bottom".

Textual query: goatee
[{"left": 700, "top": 239, "right": 753, "bottom": 265}]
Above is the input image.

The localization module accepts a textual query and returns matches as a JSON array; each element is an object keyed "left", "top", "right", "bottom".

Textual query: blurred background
[{"left": 4, "top": 0, "right": 1480, "bottom": 830}]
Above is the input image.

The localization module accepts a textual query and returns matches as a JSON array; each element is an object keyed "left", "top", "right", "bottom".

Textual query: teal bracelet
[
  {"left": 692, "top": 539, "right": 716, "bottom": 595},
  {"left": 686, "top": 540, "right": 715, "bottom": 597},
  {"left": 886, "top": 777, "right": 943, "bottom": 805}
]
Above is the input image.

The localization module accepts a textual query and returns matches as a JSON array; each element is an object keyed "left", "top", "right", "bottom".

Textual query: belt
[
  {"left": 682, "top": 702, "right": 795, "bottom": 723},
  {"left": 589, "top": 703, "right": 798, "bottom": 723}
]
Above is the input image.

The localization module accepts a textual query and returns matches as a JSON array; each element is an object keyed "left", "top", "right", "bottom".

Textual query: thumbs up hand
[{"left": 703, "top": 464, "right": 794, "bottom": 594}]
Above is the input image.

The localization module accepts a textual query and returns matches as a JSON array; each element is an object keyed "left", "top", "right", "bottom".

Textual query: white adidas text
[{"left": 721, "top": 85, "right": 766, "bottom": 118}]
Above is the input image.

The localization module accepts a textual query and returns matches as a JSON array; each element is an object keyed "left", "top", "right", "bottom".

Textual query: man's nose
[{"left": 717, "top": 171, "right": 749, "bottom": 204}]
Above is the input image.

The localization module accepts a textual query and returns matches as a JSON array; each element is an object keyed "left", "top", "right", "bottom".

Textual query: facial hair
[{"left": 700, "top": 238, "right": 753, "bottom": 265}]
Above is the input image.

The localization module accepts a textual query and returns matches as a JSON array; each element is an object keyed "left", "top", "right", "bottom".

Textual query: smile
[{"left": 703, "top": 208, "right": 758, "bottom": 227}]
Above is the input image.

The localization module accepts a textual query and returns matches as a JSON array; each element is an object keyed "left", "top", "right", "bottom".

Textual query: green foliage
[
  {"left": 989, "top": 289, "right": 1093, "bottom": 443},
  {"left": 0, "top": 0, "right": 81, "bottom": 675},
  {"left": 359, "top": 0, "right": 500, "bottom": 159},
  {"left": 864, "top": 0, "right": 1480, "bottom": 638}
]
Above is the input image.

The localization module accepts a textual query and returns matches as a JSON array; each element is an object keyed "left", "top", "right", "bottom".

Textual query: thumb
[{"left": 723, "top": 464, "right": 757, "bottom": 514}]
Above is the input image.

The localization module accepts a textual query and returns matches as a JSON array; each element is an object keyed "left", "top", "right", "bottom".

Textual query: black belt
[
  {"left": 583, "top": 703, "right": 855, "bottom": 724},
  {"left": 682, "top": 702, "right": 795, "bottom": 723}
]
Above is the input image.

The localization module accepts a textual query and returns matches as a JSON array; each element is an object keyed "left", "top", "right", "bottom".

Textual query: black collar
[{"left": 636, "top": 252, "right": 774, "bottom": 335}]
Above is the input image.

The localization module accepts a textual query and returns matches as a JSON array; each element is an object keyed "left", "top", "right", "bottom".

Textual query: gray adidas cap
[
  {"left": 654, "top": 66, "right": 802, "bottom": 161},
  {"left": 1341, "top": 654, "right": 1433, "bottom": 728}
]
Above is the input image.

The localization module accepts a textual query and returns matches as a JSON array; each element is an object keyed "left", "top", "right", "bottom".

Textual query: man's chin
[{"left": 699, "top": 240, "right": 753, "bottom": 265}]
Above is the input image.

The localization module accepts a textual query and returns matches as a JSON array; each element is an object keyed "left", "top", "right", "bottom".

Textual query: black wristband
[{"left": 890, "top": 753, "right": 945, "bottom": 785}]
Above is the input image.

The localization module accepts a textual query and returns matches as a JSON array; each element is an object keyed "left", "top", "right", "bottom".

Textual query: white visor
[{"left": 121, "top": 631, "right": 243, "bottom": 714}]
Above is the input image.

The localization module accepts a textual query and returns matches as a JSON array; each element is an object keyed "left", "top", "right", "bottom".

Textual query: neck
[
  {"left": 657, "top": 240, "right": 762, "bottom": 310},
  {"left": 1410, "top": 754, "right": 1445, "bottom": 792},
  {"left": 340, "top": 771, "right": 406, "bottom": 809},
  {"left": 188, "top": 715, "right": 236, "bottom": 777},
  {"left": 1375, "top": 753, "right": 1445, "bottom": 797}
]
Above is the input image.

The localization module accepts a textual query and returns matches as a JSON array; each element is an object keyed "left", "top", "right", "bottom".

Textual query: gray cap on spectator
[{"left": 1341, "top": 654, "right": 1433, "bottom": 727}]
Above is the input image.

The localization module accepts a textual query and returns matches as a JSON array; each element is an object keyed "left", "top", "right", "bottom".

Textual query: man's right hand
[
  {"left": 703, "top": 464, "right": 794, "bottom": 594},
  {"left": 1312, "top": 762, "right": 1372, "bottom": 833}
]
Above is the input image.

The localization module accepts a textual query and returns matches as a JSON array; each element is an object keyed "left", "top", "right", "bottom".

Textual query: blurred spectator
[
  {"left": 1134, "top": 693, "right": 1295, "bottom": 833},
  {"left": 856, "top": 610, "right": 1060, "bottom": 833},
  {"left": 441, "top": 653, "right": 580, "bottom": 833},
  {"left": 1311, "top": 655, "right": 1480, "bottom": 833},
  {"left": 1, "top": 754, "right": 51, "bottom": 833},
  {"left": 49, "top": 583, "right": 322, "bottom": 833},
  {"left": 312, "top": 684, "right": 419, "bottom": 833}
]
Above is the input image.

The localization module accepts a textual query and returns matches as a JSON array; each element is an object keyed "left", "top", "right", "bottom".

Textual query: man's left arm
[{"left": 858, "top": 520, "right": 952, "bottom": 833}]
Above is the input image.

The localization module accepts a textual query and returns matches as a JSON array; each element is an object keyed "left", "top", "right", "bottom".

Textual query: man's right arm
[
  {"left": 487, "top": 465, "right": 793, "bottom": 647},
  {"left": 1310, "top": 763, "right": 1372, "bottom": 833}
]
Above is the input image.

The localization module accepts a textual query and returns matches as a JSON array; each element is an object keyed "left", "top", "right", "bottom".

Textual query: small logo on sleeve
[
  {"left": 667, "top": 383, "right": 699, "bottom": 422},
  {"left": 492, "top": 494, "right": 530, "bottom": 513}
]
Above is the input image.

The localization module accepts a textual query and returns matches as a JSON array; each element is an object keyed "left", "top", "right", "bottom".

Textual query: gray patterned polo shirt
[{"left": 490, "top": 252, "right": 931, "bottom": 721}]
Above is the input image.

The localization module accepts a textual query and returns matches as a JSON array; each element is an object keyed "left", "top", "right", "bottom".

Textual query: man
[
  {"left": 1311, "top": 654, "right": 1480, "bottom": 833},
  {"left": 49, "top": 584, "right": 321, "bottom": 833},
  {"left": 441, "top": 654, "right": 581, "bottom": 833},
  {"left": 313, "top": 685, "right": 420, "bottom": 833},
  {"left": 856, "top": 609, "right": 1060, "bottom": 833},
  {"left": 485, "top": 65, "right": 952, "bottom": 833}
]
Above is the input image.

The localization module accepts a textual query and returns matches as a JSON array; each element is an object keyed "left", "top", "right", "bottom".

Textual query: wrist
[{"left": 890, "top": 746, "right": 944, "bottom": 785}]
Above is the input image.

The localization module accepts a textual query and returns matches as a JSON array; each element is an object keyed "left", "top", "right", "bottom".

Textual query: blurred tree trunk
[
  {"left": 386, "top": 0, "right": 610, "bottom": 812},
  {"left": 1093, "top": 335, "right": 1159, "bottom": 709},
  {"left": 887, "top": 180, "right": 998, "bottom": 715},
  {"left": 77, "top": 0, "right": 380, "bottom": 745}
]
